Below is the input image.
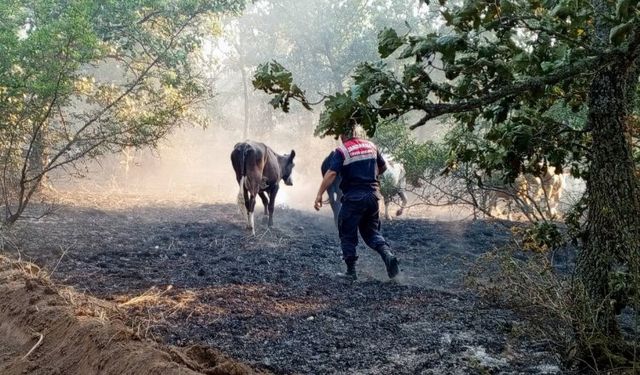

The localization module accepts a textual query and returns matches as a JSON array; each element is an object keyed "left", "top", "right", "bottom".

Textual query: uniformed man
[{"left": 314, "top": 128, "right": 400, "bottom": 280}]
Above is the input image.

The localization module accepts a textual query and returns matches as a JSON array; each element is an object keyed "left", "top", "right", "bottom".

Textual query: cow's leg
[
  {"left": 267, "top": 185, "right": 279, "bottom": 227},
  {"left": 247, "top": 194, "right": 257, "bottom": 235},
  {"left": 487, "top": 192, "right": 497, "bottom": 217},
  {"left": 243, "top": 187, "right": 251, "bottom": 219},
  {"left": 548, "top": 198, "right": 558, "bottom": 219},
  {"left": 243, "top": 186, "right": 257, "bottom": 234},
  {"left": 328, "top": 184, "right": 341, "bottom": 228},
  {"left": 235, "top": 176, "right": 248, "bottom": 217},
  {"left": 548, "top": 184, "right": 560, "bottom": 219},
  {"left": 396, "top": 190, "right": 408, "bottom": 217},
  {"left": 259, "top": 191, "right": 269, "bottom": 215},
  {"left": 330, "top": 199, "right": 341, "bottom": 229}
]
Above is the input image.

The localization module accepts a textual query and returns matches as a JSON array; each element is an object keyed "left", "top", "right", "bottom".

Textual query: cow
[
  {"left": 485, "top": 165, "right": 565, "bottom": 220},
  {"left": 321, "top": 151, "right": 343, "bottom": 227},
  {"left": 230, "top": 141, "right": 295, "bottom": 235},
  {"left": 485, "top": 173, "right": 540, "bottom": 221},
  {"left": 379, "top": 156, "right": 409, "bottom": 220},
  {"left": 321, "top": 151, "right": 407, "bottom": 227},
  {"left": 536, "top": 165, "right": 565, "bottom": 219}
]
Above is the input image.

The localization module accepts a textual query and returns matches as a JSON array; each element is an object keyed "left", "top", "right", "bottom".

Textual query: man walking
[{"left": 314, "top": 128, "right": 400, "bottom": 280}]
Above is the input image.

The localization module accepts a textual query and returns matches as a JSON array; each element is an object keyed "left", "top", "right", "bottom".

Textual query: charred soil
[{"left": 4, "top": 192, "right": 564, "bottom": 374}]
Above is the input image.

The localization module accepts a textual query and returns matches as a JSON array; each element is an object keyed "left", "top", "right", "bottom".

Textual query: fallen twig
[{"left": 22, "top": 333, "right": 44, "bottom": 360}]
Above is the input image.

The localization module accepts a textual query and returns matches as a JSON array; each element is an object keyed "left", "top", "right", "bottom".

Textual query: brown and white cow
[
  {"left": 321, "top": 150, "right": 343, "bottom": 228},
  {"left": 231, "top": 141, "right": 295, "bottom": 234}
]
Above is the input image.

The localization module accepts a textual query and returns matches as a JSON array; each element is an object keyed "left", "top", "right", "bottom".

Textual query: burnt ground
[{"left": 3, "top": 192, "right": 564, "bottom": 374}]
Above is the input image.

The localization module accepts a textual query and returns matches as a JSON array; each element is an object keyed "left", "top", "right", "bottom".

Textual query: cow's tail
[
  {"left": 236, "top": 144, "right": 249, "bottom": 217},
  {"left": 237, "top": 176, "right": 248, "bottom": 217}
]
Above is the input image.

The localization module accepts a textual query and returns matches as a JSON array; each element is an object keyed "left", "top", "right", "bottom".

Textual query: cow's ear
[{"left": 289, "top": 150, "right": 296, "bottom": 160}]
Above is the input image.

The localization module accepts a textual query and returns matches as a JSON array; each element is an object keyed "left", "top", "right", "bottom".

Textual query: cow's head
[{"left": 282, "top": 150, "right": 296, "bottom": 186}]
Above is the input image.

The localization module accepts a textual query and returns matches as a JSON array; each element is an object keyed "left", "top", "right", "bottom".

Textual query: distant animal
[
  {"left": 321, "top": 151, "right": 407, "bottom": 226},
  {"left": 486, "top": 173, "right": 540, "bottom": 221},
  {"left": 321, "top": 151, "right": 343, "bottom": 227},
  {"left": 379, "top": 155, "right": 408, "bottom": 220},
  {"left": 485, "top": 165, "right": 565, "bottom": 220},
  {"left": 536, "top": 165, "right": 565, "bottom": 219},
  {"left": 231, "top": 141, "right": 295, "bottom": 234}
]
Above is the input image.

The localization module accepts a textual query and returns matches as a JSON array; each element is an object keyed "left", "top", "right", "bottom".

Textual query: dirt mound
[{"left": 0, "top": 256, "right": 264, "bottom": 375}]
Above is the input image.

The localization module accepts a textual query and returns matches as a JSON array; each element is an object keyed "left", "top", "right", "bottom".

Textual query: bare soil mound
[{"left": 0, "top": 255, "right": 265, "bottom": 375}]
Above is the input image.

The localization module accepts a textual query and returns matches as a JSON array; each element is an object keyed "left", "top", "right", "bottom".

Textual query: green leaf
[
  {"left": 378, "top": 27, "right": 404, "bottom": 58},
  {"left": 499, "top": 0, "right": 517, "bottom": 14},
  {"left": 610, "top": 21, "right": 633, "bottom": 45},
  {"left": 540, "top": 60, "right": 562, "bottom": 73},
  {"left": 550, "top": 4, "right": 572, "bottom": 18},
  {"left": 350, "top": 84, "right": 364, "bottom": 100},
  {"left": 436, "top": 34, "right": 463, "bottom": 48},
  {"left": 616, "top": 0, "right": 632, "bottom": 20},
  {"left": 441, "top": 10, "right": 454, "bottom": 25}
]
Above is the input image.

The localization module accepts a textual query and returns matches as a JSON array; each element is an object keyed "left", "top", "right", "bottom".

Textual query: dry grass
[
  {"left": 467, "top": 245, "right": 574, "bottom": 344},
  {"left": 466, "top": 240, "right": 640, "bottom": 374},
  {"left": 111, "top": 283, "right": 328, "bottom": 340},
  {"left": 47, "top": 188, "right": 216, "bottom": 210}
]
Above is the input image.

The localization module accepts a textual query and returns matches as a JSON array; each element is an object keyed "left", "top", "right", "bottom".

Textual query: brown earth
[{"left": 0, "top": 255, "right": 266, "bottom": 375}]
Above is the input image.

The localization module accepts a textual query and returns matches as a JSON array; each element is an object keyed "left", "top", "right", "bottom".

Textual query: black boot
[
  {"left": 344, "top": 256, "right": 357, "bottom": 280},
  {"left": 376, "top": 245, "right": 399, "bottom": 279}
]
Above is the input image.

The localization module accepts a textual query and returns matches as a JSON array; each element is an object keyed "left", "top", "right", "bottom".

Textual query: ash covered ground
[{"left": 5, "top": 192, "right": 564, "bottom": 374}]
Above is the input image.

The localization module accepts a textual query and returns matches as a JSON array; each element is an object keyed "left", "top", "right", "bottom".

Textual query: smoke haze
[{"left": 53, "top": 0, "right": 431, "bottom": 217}]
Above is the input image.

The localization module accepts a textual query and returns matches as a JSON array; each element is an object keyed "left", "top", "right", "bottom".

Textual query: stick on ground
[{"left": 22, "top": 333, "right": 44, "bottom": 360}]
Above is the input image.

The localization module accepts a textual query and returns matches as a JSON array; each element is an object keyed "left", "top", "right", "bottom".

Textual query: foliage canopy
[{"left": 0, "top": 0, "right": 244, "bottom": 224}]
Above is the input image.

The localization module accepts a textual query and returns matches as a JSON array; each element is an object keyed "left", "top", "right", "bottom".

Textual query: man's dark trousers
[{"left": 337, "top": 192, "right": 387, "bottom": 260}]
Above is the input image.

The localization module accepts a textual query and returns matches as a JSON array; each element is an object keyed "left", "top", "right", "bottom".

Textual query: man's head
[{"left": 339, "top": 125, "right": 367, "bottom": 142}]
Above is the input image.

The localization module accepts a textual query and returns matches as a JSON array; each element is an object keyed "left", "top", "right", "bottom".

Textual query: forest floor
[{"left": 1, "top": 191, "right": 566, "bottom": 374}]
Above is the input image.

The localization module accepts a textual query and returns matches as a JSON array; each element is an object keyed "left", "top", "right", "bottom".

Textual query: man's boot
[
  {"left": 376, "top": 245, "right": 399, "bottom": 279},
  {"left": 344, "top": 256, "right": 357, "bottom": 280}
]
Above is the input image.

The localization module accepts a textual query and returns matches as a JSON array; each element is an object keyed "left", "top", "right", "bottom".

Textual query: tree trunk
[
  {"left": 241, "top": 65, "right": 250, "bottom": 140},
  {"left": 28, "top": 122, "right": 50, "bottom": 191},
  {"left": 576, "top": 59, "right": 640, "bottom": 341}
]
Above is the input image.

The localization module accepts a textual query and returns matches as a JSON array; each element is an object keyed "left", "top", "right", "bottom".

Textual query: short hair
[
  {"left": 342, "top": 125, "right": 367, "bottom": 140},
  {"left": 353, "top": 125, "right": 367, "bottom": 139}
]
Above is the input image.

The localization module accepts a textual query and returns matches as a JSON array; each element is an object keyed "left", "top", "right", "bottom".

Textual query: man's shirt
[{"left": 329, "top": 138, "right": 386, "bottom": 197}]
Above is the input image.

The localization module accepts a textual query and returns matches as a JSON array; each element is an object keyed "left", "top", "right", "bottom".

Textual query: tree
[
  {"left": 254, "top": 0, "right": 640, "bottom": 366},
  {"left": 210, "top": 0, "right": 422, "bottom": 139},
  {"left": 0, "top": 0, "right": 244, "bottom": 225}
]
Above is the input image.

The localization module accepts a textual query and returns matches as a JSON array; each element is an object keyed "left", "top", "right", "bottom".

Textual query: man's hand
[
  {"left": 314, "top": 194, "right": 323, "bottom": 211},
  {"left": 315, "top": 170, "right": 337, "bottom": 212}
]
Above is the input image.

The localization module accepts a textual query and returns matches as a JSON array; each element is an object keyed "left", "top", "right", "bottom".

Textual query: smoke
[
  {"left": 48, "top": 0, "right": 430, "bottom": 220},
  {"left": 53, "top": 115, "right": 338, "bottom": 215}
]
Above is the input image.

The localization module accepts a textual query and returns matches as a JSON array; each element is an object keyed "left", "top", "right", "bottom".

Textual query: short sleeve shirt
[{"left": 329, "top": 138, "right": 386, "bottom": 196}]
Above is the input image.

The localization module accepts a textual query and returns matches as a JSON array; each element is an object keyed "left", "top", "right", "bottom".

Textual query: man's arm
[
  {"left": 376, "top": 150, "right": 387, "bottom": 175},
  {"left": 314, "top": 170, "right": 338, "bottom": 211},
  {"left": 378, "top": 163, "right": 387, "bottom": 175}
]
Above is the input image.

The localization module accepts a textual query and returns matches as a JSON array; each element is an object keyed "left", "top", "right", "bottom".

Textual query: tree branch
[{"left": 409, "top": 56, "right": 604, "bottom": 129}]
